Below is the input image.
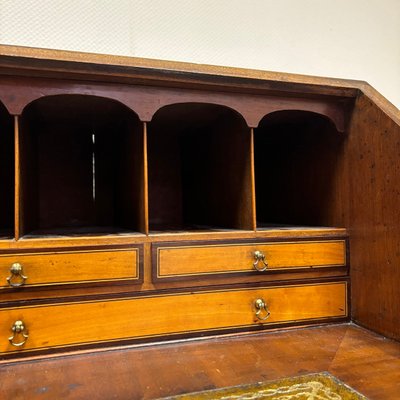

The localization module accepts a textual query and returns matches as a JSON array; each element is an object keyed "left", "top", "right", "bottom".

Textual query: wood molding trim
[{"left": 0, "top": 44, "right": 397, "bottom": 125}]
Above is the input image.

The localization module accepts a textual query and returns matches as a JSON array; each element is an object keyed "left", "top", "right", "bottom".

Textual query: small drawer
[
  {"left": 0, "top": 281, "right": 347, "bottom": 355},
  {"left": 153, "top": 239, "right": 347, "bottom": 281},
  {"left": 0, "top": 245, "right": 142, "bottom": 290}
]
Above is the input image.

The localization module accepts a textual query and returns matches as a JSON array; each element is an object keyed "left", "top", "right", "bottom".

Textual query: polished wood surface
[
  {"left": 0, "top": 44, "right": 399, "bottom": 362},
  {"left": 0, "top": 75, "right": 351, "bottom": 132},
  {"left": 0, "top": 324, "right": 399, "bottom": 400},
  {"left": 0, "top": 44, "right": 397, "bottom": 123},
  {"left": 0, "top": 282, "right": 346, "bottom": 355},
  {"left": 0, "top": 247, "right": 139, "bottom": 289},
  {"left": 155, "top": 240, "right": 346, "bottom": 279},
  {"left": 0, "top": 44, "right": 360, "bottom": 99},
  {"left": 0, "top": 227, "right": 347, "bottom": 249},
  {"left": 348, "top": 94, "right": 400, "bottom": 340}
]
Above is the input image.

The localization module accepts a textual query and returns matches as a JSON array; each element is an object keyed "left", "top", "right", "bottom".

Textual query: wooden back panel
[
  {"left": 19, "top": 95, "right": 144, "bottom": 236},
  {"left": 148, "top": 103, "right": 253, "bottom": 232},
  {"left": 0, "top": 102, "right": 14, "bottom": 237},
  {"left": 254, "top": 110, "right": 347, "bottom": 228}
]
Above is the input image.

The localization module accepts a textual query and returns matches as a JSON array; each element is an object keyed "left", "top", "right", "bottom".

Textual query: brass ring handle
[
  {"left": 253, "top": 251, "right": 268, "bottom": 272},
  {"left": 7, "top": 262, "right": 28, "bottom": 287},
  {"left": 254, "top": 298, "right": 270, "bottom": 321},
  {"left": 8, "top": 320, "right": 29, "bottom": 347}
]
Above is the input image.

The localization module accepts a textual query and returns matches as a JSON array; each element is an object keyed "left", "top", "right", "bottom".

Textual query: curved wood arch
[
  {"left": 0, "top": 76, "right": 346, "bottom": 132},
  {"left": 0, "top": 76, "right": 141, "bottom": 117},
  {"left": 141, "top": 89, "right": 346, "bottom": 132},
  {"left": 257, "top": 109, "right": 340, "bottom": 132},
  {"left": 254, "top": 105, "right": 345, "bottom": 133},
  {"left": 21, "top": 93, "right": 140, "bottom": 120},
  {"left": 150, "top": 101, "right": 248, "bottom": 127}
]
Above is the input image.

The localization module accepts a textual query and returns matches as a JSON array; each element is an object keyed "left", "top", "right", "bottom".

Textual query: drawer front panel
[
  {"left": 154, "top": 240, "right": 346, "bottom": 280},
  {"left": 0, "top": 247, "right": 141, "bottom": 289},
  {"left": 0, "top": 282, "right": 347, "bottom": 354}
]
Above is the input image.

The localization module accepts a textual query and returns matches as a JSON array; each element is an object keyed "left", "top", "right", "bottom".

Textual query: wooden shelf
[
  {"left": 18, "top": 95, "right": 145, "bottom": 238},
  {"left": 148, "top": 103, "right": 253, "bottom": 233},
  {"left": 254, "top": 110, "right": 346, "bottom": 229}
]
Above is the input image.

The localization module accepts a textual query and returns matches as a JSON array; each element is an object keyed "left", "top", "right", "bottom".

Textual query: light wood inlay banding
[
  {"left": 155, "top": 240, "right": 346, "bottom": 280},
  {"left": 0, "top": 282, "right": 347, "bottom": 354},
  {"left": 0, "top": 248, "right": 139, "bottom": 289}
]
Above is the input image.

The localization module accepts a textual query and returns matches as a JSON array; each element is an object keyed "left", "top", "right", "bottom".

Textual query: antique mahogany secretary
[{"left": 0, "top": 45, "right": 399, "bottom": 360}]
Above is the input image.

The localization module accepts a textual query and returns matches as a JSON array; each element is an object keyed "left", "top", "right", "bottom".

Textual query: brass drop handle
[
  {"left": 8, "top": 320, "right": 29, "bottom": 347},
  {"left": 254, "top": 298, "right": 270, "bottom": 321},
  {"left": 253, "top": 251, "right": 268, "bottom": 271},
  {"left": 7, "top": 262, "right": 28, "bottom": 287}
]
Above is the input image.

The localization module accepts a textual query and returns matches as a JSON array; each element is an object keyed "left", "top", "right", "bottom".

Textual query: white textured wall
[{"left": 0, "top": 0, "right": 399, "bottom": 108}]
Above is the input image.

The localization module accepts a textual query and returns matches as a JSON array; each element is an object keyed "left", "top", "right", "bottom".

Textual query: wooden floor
[{"left": 1, "top": 323, "right": 400, "bottom": 399}]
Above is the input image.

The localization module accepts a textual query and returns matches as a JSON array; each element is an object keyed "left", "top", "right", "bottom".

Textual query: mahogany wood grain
[
  {"left": 348, "top": 94, "right": 400, "bottom": 340},
  {"left": 0, "top": 282, "right": 347, "bottom": 355},
  {"left": 0, "top": 45, "right": 399, "bottom": 392},
  {"left": 0, "top": 45, "right": 397, "bottom": 127},
  {"left": 178, "top": 108, "right": 252, "bottom": 230},
  {"left": 147, "top": 114, "right": 183, "bottom": 230},
  {"left": 0, "top": 44, "right": 362, "bottom": 99},
  {"left": 112, "top": 114, "right": 145, "bottom": 233},
  {"left": 0, "top": 324, "right": 399, "bottom": 400},
  {"left": 0, "top": 75, "right": 350, "bottom": 131},
  {"left": 18, "top": 112, "right": 38, "bottom": 238},
  {"left": 154, "top": 240, "right": 346, "bottom": 280}
]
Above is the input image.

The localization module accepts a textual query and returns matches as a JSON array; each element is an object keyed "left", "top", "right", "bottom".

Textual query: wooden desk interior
[{"left": 0, "top": 45, "right": 399, "bottom": 399}]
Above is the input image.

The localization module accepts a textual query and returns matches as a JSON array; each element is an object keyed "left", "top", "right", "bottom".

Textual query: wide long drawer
[
  {"left": 153, "top": 240, "right": 346, "bottom": 281},
  {"left": 0, "top": 246, "right": 142, "bottom": 290},
  {"left": 0, "top": 281, "right": 347, "bottom": 355}
]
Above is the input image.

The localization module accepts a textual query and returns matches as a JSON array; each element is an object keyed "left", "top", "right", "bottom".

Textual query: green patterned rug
[{"left": 161, "top": 373, "right": 367, "bottom": 399}]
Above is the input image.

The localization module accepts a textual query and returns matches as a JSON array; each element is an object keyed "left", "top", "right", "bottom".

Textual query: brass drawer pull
[
  {"left": 7, "top": 262, "right": 28, "bottom": 287},
  {"left": 254, "top": 298, "right": 270, "bottom": 321},
  {"left": 8, "top": 320, "right": 29, "bottom": 347},
  {"left": 253, "top": 251, "right": 268, "bottom": 271}
]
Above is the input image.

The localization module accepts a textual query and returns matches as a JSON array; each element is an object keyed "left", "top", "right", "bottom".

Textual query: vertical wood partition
[
  {"left": 250, "top": 128, "right": 257, "bottom": 231},
  {"left": 234, "top": 125, "right": 254, "bottom": 231},
  {"left": 14, "top": 115, "right": 20, "bottom": 240},
  {"left": 142, "top": 122, "right": 149, "bottom": 235}
]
